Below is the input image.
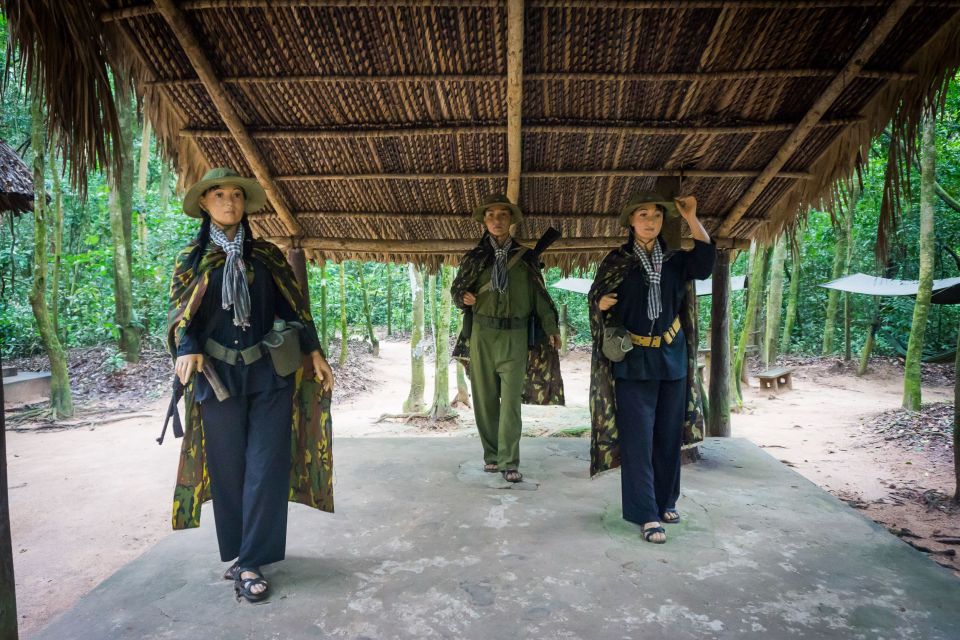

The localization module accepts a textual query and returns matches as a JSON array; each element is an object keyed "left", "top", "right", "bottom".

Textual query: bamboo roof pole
[
  {"left": 506, "top": 0, "right": 524, "bottom": 205},
  {"left": 153, "top": 0, "right": 304, "bottom": 237},
  {"left": 717, "top": 0, "right": 916, "bottom": 237},
  {"left": 273, "top": 170, "right": 812, "bottom": 181},
  {"left": 263, "top": 236, "right": 751, "bottom": 253}
]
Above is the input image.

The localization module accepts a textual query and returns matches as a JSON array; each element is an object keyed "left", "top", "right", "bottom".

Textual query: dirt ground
[{"left": 4, "top": 337, "right": 959, "bottom": 637}]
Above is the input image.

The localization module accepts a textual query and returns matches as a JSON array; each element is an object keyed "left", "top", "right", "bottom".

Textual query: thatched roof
[
  {"left": 0, "top": 140, "right": 34, "bottom": 215},
  {"left": 5, "top": 1, "right": 960, "bottom": 269}
]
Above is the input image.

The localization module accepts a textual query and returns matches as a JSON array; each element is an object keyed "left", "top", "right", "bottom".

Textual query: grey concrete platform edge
[{"left": 33, "top": 438, "right": 960, "bottom": 640}]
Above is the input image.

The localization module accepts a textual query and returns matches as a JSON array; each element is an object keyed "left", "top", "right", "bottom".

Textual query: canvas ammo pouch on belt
[
  {"left": 261, "top": 320, "right": 304, "bottom": 377},
  {"left": 601, "top": 309, "right": 633, "bottom": 362}
]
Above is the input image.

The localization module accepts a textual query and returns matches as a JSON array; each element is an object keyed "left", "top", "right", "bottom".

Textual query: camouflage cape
[
  {"left": 587, "top": 241, "right": 705, "bottom": 476},
  {"left": 451, "top": 235, "right": 565, "bottom": 406},
  {"left": 166, "top": 239, "right": 333, "bottom": 530}
]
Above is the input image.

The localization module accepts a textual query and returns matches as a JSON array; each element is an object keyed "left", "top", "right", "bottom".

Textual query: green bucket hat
[
  {"left": 618, "top": 190, "right": 677, "bottom": 228},
  {"left": 182, "top": 167, "right": 268, "bottom": 218},
  {"left": 472, "top": 193, "right": 523, "bottom": 224}
]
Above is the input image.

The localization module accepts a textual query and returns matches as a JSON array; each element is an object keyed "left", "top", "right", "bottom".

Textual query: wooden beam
[
  {"left": 0, "top": 353, "right": 18, "bottom": 640},
  {"left": 100, "top": 1, "right": 960, "bottom": 22},
  {"left": 153, "top": 0, "right": 303, "bottom": 237},
  {"left": 717, "top": 0, "right": 917, "bottom": 237},
  {"left": 506, "top": 0, "right": 524, "bottom": 203},
  {"left": 707, "top": 249, "right": 732, "bottom": 437},
  {"left": 252, "top": 210, "right": 729, "bottom": 222},
  {"left": 273, "top": 169, "right": 812, "bottom": 181},
  {"left": 181, "top": 118, "right": 863, "bottom": 141},
  {"left": 286, "top": 248, "right": 310, "bottom": 305},
  {"left": 144, "top": 70, "right": 914, "bottom": 89}
]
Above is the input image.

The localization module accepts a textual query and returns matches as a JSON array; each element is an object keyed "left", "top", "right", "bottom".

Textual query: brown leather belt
[{"left": 628, "top": 316, "right": 681, "bottom": 348}]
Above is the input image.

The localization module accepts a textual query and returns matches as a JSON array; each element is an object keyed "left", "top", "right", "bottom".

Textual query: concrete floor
[{"left": 34, "top": 437, "right": 960, "bottom": 640}]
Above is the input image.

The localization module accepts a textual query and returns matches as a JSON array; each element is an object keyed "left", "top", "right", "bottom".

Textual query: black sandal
[
  {"left": 222, "top": 561, "right": 240, "bottom": 581},
  {"left": 642, "top": 525, "right": 666, "bottom": 544},
  {"left": 502, "top": 469, "right": 522, "bottom": 483},
  {"left": 483, "top": 463, "right": 499, "bottom": 473},
  {"left": 234, "top": 568, "right": 269, "bottom": 603},
  {"left": 662, "top": 510, "right": 680, "bottom": 524}
]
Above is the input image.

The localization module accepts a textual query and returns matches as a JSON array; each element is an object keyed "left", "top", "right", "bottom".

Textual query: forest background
[{"left": 2, "top": 14, "right": 960, "bottom": 415}]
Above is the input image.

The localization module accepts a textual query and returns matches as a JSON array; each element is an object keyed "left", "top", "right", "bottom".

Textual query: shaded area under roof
[{"left": 0, "top": 140, "right": 34, "bottom": 216}]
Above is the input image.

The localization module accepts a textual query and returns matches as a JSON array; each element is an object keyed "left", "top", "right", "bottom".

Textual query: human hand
[
  {"left": 674, "top": 195, "right": 698, "bottom": 221},
  {"left": 311, "top": 350, "right": 334, "bottom": 392},
  {"left": 548, "top": 334, "right": 561, "bottom": 350},
  {"left": 175, "top": 354, "right": 204, "bottom": 386},
  {"left": 598, "top": 293, "right": 618, "bottom": 311},
  {"left": 462, "top": 292, "right": 476, "bottom": 306}
]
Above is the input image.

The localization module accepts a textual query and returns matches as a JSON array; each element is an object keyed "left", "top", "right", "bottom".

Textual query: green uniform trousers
[{"left": 469, "top": 323, "right": 529, "bottom": 470}]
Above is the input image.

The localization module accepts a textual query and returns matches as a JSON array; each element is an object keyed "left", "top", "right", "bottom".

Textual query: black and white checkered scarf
[
  {"left": 209, "top": 223, "right": 251, "bottom": 329},
  {"left": 633, "top": 238, "right": 663, "bottom": 325},
  {"left": 489, "top": 235, "right": 513, "bottom": 293}
]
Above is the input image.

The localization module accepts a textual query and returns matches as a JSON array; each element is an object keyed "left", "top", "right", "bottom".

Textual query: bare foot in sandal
[{"left": 642, "top": 522, "right": 666, "bottom": 544}]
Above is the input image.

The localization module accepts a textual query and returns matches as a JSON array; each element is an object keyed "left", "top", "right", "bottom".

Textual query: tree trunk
[
  {"left": 49, "top": 155, "right": 64, "bottom": 342},
  {"left": 338, "top": 263, "right": 348, "bottom": 368},
  {"left": 454, "top": 361, "right": 471, "bottom": 407},
  {"left": 844, "top": 292, "right": 852, "bottom": 362},
  {"left": 858, "top": 297, "right": 881, "bottom": 376},
  {"left": 954, "top": 322, "right": 959, "bottom": 503},
  {"left": 733, "top": 243, "right": 767, "bottom": 405},
  {"left": 708, "top": 249, "right": 732, "bottom": 437},
  {"left": 764, "top": 236, "right": 786, "bottom": 367},
  {"left": 158, "top": 161, "right": 171, "bottom": 214},
  {"left": 559, "top": 303, "right": 569, "bottom": 356},
  {"left": 429, "top": 265, "right": 456, "bottom": 420},
  {"left": 319, "top": 262, "right": 329, "bottom": 354},
  {"left": 28, "top": 91, "right": 74, "bottom": 418},
  {"left": 136, "top": 116, "right": 151, "bottom": 246},
  {"left": 0, "top": 353, "right": 18, "bottom": 640},
  {"left": 385, "top": 262, "right": 393, "bottom": 336},
  {"left": 108, "top": 90, "right": 139, "bottom": 362},
  {"left": 357, "top": 262, "right": 380, "bottom": 356},
  {"left": 823, "top": 186, "right": 857, "bottom": 355},
  {"left": 903, "top": 113, "right": 936, "bottom": 411},
  {"left": 403, "top": 264, "right": 426, "bottom": 412},
  {"left": 780, "top": 241, "right": 801, "bottom": 354}
]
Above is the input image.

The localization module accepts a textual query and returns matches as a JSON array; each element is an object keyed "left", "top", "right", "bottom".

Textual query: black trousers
[
  {"left": 614, "top": 377, "right": 686, "bottom": 525},
  {"left": 200, "top": 385, "right": 294, "bottom": 568}
]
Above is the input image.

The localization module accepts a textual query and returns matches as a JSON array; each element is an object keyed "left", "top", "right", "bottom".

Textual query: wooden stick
[
  {"left": 181, "top": 118, "right": 863, "bottom": 141},
  {"left": 708, "top": 249, "right": 733, "bottom": 436},
  {"left": 273, "top": 169, "right": 812, "bottom": 181},
  {"left": 506, "top": 0, "right": 524, "bottom": 204},
  {"left": 153, "top": 0, "right": 303, "bottom": 237},
  {"left": 717, "top": 0, "right": 917, "bottom": 237},
  {"left": 144, "top": 70, "right": 914, "bottom": 88},
  {"left": 263, "top": 235, "right": 750, "bottom": 252}
]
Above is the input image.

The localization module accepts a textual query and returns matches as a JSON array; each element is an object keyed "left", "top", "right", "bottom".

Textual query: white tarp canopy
[
  {"left": 550, "top": 276, "right": 745, "bottom": 297},
  {"left": 819, "top": 273, "right": 960, "bottom": 296}
]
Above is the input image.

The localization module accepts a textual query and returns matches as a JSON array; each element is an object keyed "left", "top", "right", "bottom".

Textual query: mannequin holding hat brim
[{"left": 587, "top": 190, "right": 715, "bottom": 545}]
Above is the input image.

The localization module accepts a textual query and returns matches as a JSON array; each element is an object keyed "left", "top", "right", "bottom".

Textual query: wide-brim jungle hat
[
  {"left": 618, "top": 191, "right": 678, "bottom": 228},
  {"left": 472, "top": 193, "right": 523, "bottom": 224},
  {"left": 182, "top": 167, "right": 267, "bottom": 218}
]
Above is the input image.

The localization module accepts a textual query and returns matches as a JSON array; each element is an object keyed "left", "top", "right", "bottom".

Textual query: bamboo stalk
[
  {"left": 154, "top": 0, "right": 303, "bottom": 237},
  {"left": 717, "top": 0, "right": 918, "bottom": 237},
  {"left": 264, "top": 235, "right": 751, "bottom": 252},
  {"left": 507, "top": 0, "right": 524, "bottom": 204},
  {"left": 272, "top": 169, "right": 812, "bottom": 181}
]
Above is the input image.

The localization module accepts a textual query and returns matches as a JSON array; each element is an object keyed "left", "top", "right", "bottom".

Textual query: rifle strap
[{"left": 476, "top": 247, "right": 528, "bottom": 296}]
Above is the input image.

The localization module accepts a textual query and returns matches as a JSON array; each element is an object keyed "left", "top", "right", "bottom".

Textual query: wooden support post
[
  {"left": 286, "top": 247, "right": 310, "bottom": 307},
  {"left": 506, "top": 0, "right": 524, "bottom": 204},
  {"left": 708, "top": 249, "right": 732, "bottom": 437},
  {"left": 0, "top": 353, "right": 18, "bottom": 640}
]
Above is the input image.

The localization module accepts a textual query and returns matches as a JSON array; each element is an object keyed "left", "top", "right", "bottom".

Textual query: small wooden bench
[{"left": 755, "top": 366, "right": 794, "bottom": 393}]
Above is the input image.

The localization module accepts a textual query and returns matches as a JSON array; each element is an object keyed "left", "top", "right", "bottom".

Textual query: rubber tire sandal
[
  {"left": 662, "top": 510, "right": 680, "bottom": 524},
  {"left": 222, "top": 561, "right": 240, "bottom": 581},
  {"left": 502, "top": 469, "right": 522, "bottom": 483},
  {"left": 234, "top": 569, "right": 269, "bottom": 603},
  {"left": 483, "top": 463, "right": 499, "bottom": 473},
  {"left": 642, "top": 525, "right": 666, "bottom": 544}
]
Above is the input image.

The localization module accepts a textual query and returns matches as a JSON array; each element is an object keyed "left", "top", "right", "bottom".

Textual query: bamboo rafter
[
  {"left": 272, "top": 169, "right": 812, "bottom": 181},
  {"left": 506, "top": 0, "right": 524, "bottom": 203},
  {"left": 99, "top": 1, "right": 960, "bottom": 22},
  {"left": 717, "top": 0, "right": 918, "bottom": 237},
  {"left": 180, "top": 118, "right": 864, "bottom": 141},
  {"left": 143, "top": 70, "right": 915, "bottom": 89},
  {"left": 153, "top": 0, "right": 303, "bottom": 237}
]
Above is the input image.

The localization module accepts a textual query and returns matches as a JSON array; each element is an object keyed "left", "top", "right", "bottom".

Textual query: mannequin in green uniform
[{"left": 452, "top": 194, "right": 561, "bottom": 483}]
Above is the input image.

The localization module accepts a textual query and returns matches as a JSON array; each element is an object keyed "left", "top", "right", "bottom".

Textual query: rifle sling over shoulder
[{"left": 476, "top": 246, "right": 528, "bottom": 296}]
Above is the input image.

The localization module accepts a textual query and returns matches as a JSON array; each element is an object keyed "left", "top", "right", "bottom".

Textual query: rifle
[{"left": 157, "top": 362, "right": 230, "bottom": 445}]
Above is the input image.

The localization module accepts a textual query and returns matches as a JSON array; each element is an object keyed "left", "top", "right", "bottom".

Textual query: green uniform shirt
[{"left": 473, "top": 260, "right": 560, "bottom": 335}]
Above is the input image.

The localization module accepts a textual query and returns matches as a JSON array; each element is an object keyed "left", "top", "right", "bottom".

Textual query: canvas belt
[
  {"left": 204, "top": 338, "right": 266, "bottom": 366},
  {"left": 475, "top": 314, "right": 528, "bottom": 330},
  {"left": 628, "top": 316, "right": 681, "bottom": 348}
]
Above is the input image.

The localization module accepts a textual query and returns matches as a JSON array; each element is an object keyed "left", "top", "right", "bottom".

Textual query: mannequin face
[
  {"left": 199, "top": 183, "right": 246, "bottom": 229},
  {"left": 483, "top": 206, "right": 513, "bottom": 242},
  {"left": 630, "top": 203, "right": 664, "bottom": 244}
]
